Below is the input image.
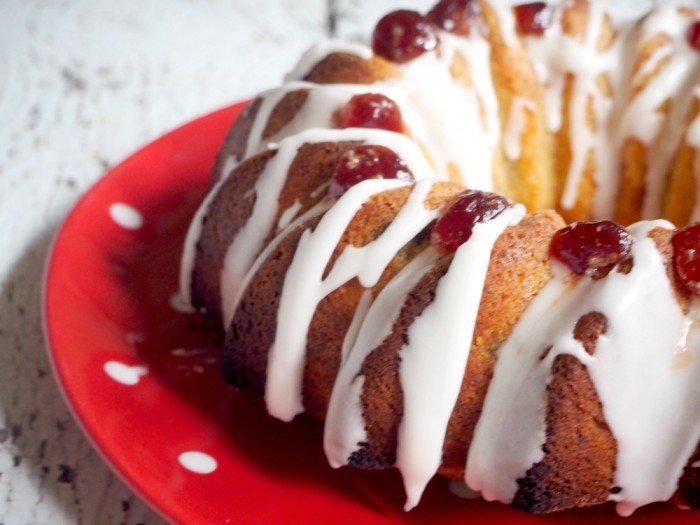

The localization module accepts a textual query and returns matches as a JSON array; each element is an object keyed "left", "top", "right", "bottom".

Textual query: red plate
[{"left": 43, "top": 102, "right": 699, "bottom": 524}]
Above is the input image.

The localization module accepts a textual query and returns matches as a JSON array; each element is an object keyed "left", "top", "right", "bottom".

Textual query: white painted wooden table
[{"left": 0, "top": 0, "right": 435, "bottom": 523}]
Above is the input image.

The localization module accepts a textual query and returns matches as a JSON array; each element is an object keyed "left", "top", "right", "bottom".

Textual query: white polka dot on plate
[
  {"left": 104, "top": 361, "right": 148, "bottom": 386},
  {"left": 109, "top": 203, "right": 144, "bottom": 230},
  {"left": 178, "top": 451, "right": 218, "bottom": 474}
]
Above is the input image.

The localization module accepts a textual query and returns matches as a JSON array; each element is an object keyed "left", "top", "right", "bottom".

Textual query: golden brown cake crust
[
  {"left": 343, "top": 211, "right": 566, "bottom": 471},
  {"left": 223, "top": 182, "right": 464, "bottom": 417},
  {"left": 304, "top": 52, "right": 401, "bottom": 85},
  {"left": 441, "top": 210, "right": 566, "bottom": 478},
  {"left": 513, "top": 313, "right": 616, "bottom": 513},
  {"left": 193, "top": 141, "right": 362, "bottom": 318},
  {"left": 194, "top": 150, "right": 274, "bottom": 317}
]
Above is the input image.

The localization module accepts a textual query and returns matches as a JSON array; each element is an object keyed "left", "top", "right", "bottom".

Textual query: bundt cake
[{"left": 178, "top": 0, "right": 700, "bottom": 516}]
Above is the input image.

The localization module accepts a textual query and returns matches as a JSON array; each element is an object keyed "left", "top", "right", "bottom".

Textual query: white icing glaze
[
  {"left": 626, "top": 7, "right": 700, "bottom": 219},
  {"left": 489, "top": 1, "right": 518, "bottom": 48},
  {"left": 396, "top": 31, "right": 500, "bottom": 187},
  {"left": 503, "top": 97, "right": 536, "bottom": 161},
  {"left": 220, "top": 127, "right": 437, "bottom": 327},
  {"left": 467, "top": 220, "right": 700, "bottom": 516},
  {"left": 267, "top": 178, "right": 441, "bottom": 421},
  {"left": 179, "top": 176, "right": 226, "bottom": 307},
  {"left": 245, "top": 36, "right": 500, "bottom": 188},
  {"left": 397, "top": 205, "right": 524, "bottom": 510},
  {"left": 324, "top": 248, "right": 439, "bottom": 467},
  {"left": 109, "top": 202, "right": 143, "bottom": 230},
  {"left": 224, "top": 198, "right": 331, "bottom": 325},
  {"left": 524, "top": 1, "right": 625, "bottom": 217},
  {"left": 521, "top": 3, "right": 700, "bottom": 218},
  {"left": 277, "top": 199, "right": 302, "bottom": 231},
  {"left": 686, "top": 88, "right": 700, "bottom": 149},
  {"left": 178, "top": 451, "right": 218, "bottom": 474}
]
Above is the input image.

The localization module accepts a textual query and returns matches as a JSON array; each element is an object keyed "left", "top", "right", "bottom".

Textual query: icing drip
[
  {"left": 398, "top": 31, "right": 500, "bottom": 187},
  {"left": 489, "top": 1, "right": 518, "bottom": 48},
  {"left": 397, "top": 205, "right": 525, "bottom": 510},
  {"left": 503, "top": 97, "right": 536, "bottom": 161},
  {"left": 524, "top": 2, "right": 624, "bottom": 217},
  {"left": 266, "top": 178, "right": 442, "bottom": 421},
  {"left": 627, "top": 7, "right": 700, "bottom": 219},
  {"left": 262, "top": 34, "right": 499, "bottom": 188},
  {"left": 225, "top": 199, "right": 331, "bottom": 323},
  {"left": 220, "top": 127, "right": 437, "bottom": 327},
  {"left": 324, "top": 249, "right": 439, "bottom": 467},
  {"left": 325, "top": 203, "right": 525, "bottom": 510},
  {"left": 467, "top": 220, "right": 700, "bottom": 516},
  {"left": 277, "top": 200, "right": 302, "bottom": 231}
]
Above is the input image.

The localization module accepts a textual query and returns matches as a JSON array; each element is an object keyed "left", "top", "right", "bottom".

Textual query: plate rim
[{"left": 41, "top": 102, "right": 247, "bottom": 524}]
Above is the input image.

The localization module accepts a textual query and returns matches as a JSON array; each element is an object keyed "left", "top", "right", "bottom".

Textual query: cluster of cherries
[
  {"left": 428, "top": 195, "right": 700, "bottom": 298},
  {"left": 372, "top": 0, "right": 551, "bottom": 64},
  {"left": 551, "top": 221, "right": 700, "bottom": 297},
  {"left": 326, "top": 1, "right": 700, "bottom": 295},
  {"left": 329, "top": 93, "right": 412, "bottom": 199},
  {"left": 687, "top": 20, "right": 700, "bottom": 50},
  {"left": 372, "top": 0, "right": 700, "bottom": 62},
  {"left": 328, "top": 133, "right": 700, "bottom": 293}
]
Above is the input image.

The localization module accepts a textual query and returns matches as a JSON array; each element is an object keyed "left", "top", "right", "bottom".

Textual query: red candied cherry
[
  {"left": 341, "top": 93, "right": 404, "bottom": 132},
  {"left": 672, "top": 224, "right": 700, "bottom": 295},
  {"left": 514, "top": 2, "right": 553, "bottom": 36},
  {"left": 372, "top": 10, "right": 439, "bottom": 64},
  {"left": 687, "top": 21, "right": 700, "bottom": 50},
  {"left": 550, "top": 220, "right": 632, "bottom": 278},
  {"left": 329, "top": 145, "right": 414, "bottom": 199},
  {"left": 430, "top": 190, "right": 512, "bottom": 254},
  {"left": 426, "top": 0, "right": 479, "bottom": 35}
]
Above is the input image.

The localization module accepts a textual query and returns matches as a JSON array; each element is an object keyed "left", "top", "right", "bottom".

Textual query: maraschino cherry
[
  {"left": 687, "top": 20, "right": 700, "bottom": 50},
  {"left": 329, "top": 145, "right": 414, "bottom": 199},
  {"left": 372, "top": 10, "right": 439, "bottom": 63},
  {"left": 426, "top": 0, "right": 479, "bottom": 35},
  {"left": 514, "top": 2, "right": 552, "bottom": 36},
  {"left": 341, "top": 93, "right": 404, "bottom": 132},
  {"left": 431, "top": 190, "right": 512, "bottom": 253},
  {"left": 550, "top": 220, "right": 632, "bottom": 278}
]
